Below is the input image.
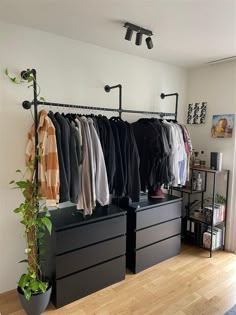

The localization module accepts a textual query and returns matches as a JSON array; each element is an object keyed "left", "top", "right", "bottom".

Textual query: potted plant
[{"left": 10, "top": 161, "right": 52, "bottom": 315}]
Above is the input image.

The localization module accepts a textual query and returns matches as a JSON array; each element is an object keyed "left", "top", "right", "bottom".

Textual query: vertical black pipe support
[
  {"left": 119, "top": 85, "right": 122, "bottom": 118},
  {"left": 32, "top": 69, "right": 39, "bottom": 196},
  {"left": 104, "top": 84, "right": 122, "bottom": 118},
  {"left": 210, "top": 172, "right": 216, "bottom": 258},
  {"left": 224, "top": 170, "right": 230, "bottom": 250},
  {"left": 175, "top": 93, "right": 179, "bottom": 121},
  {"left": 21, "top": 69, "right": 39, "bottom": 195}
]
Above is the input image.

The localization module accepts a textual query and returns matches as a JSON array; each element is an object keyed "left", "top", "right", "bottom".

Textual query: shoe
[{"left": 149, "top": 187, "right": 165, "bottom": 199}]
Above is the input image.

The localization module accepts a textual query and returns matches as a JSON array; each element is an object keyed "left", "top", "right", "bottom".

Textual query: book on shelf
[
  {"left": 203, "top": 227, "right": 223, "bottom": 250},
  {"left": 203, "top": 203, "right": 225, "bottom": 225}
]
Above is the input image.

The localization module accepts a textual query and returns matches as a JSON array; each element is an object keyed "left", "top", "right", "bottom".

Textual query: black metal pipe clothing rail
[
  {"left": 20, "top": 67, "right": 179, "bottom": 215},
  {"left": 21, "top": 69, "right": 178, "bottom": 121},
  {"left": 37, "top": 101, "right": 176, "bottom": 117},
  {"left": 21, "top": 68, "right": 179, "bottom": 187}
]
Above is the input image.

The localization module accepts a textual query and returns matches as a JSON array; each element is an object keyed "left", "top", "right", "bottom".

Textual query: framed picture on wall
[
  {"left": 211, "top": 114, "right": 235, "bottom": 138},
  {"left": 187, "top": 102, "right": 207, "bottom": 124}
]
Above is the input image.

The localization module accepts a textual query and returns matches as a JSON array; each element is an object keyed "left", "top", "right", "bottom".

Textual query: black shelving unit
[{"left": 171, "top": 167, "right": 229, "bottom": 257}]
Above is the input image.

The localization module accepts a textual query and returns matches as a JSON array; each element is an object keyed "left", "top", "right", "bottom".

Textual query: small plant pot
[{"left": 17, "top": 283, "right": 52, "bottom": 315}]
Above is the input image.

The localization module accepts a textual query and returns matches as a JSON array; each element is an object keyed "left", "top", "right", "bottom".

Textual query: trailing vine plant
[
  {"left": 10, "top": 163, "right": 52, "bottom": 300},
  {"left": 6, "top": 67, "right": 50, "bottom": 300},
  {"left": 4, "top": 68, "right": 45, "bottom": 102}
]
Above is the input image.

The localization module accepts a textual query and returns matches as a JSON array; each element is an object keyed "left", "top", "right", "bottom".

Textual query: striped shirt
[{"left": 25, "top": 110, "right": 60, "bottom": 206}]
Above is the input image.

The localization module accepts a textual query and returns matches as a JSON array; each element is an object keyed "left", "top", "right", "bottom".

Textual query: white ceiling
[{"left": 0, "top": 0, "right": 236, "bottom": 67}]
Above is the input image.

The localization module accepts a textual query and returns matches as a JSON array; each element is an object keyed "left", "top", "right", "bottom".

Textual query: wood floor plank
[{"left": 1, "top": 245, "right": 236, "bottom": 315}]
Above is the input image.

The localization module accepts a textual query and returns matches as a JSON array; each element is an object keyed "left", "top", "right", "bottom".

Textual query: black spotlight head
[
  {"left": 146, "top": 37, "right": 153, "bottom": 49},
  {"left": 125, "top": 28, "right": 133, "bottom": 41},
  {"left": 135, "top": 32, "right": 143, "bottom": 46}
]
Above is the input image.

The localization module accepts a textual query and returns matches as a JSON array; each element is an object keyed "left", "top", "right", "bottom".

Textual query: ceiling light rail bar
[{"left": 124, "top": 22, "right": 153, "bottom": 36}]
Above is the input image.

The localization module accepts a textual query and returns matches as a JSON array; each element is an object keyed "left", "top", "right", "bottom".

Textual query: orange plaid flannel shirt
[{"left": 25, "top": 110, "right": 60, "bottom": 206}]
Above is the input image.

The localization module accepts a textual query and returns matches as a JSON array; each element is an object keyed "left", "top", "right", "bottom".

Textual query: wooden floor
[{"left": 1, "top": 244, "right": 236, "bottom": 315}]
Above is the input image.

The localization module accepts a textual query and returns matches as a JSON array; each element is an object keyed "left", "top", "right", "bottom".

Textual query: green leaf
[
  {"left": 40, "top": 96, "right": 46, "bottom": 101},
  {"left": 16, "top": 181, "right": 28, "bottom": 188},
  {"left": 14, "top": 208, "right": 21, "bottom": 213},
  {"left": 42, "top": 206, "right": 48, "bottom": 212},
  {"left": 41, "top": 217, "right": 52, "bottom": 234},
  {"left": 9, "top": 180, "right": 15, "bottom": 184},
  {"left": 24, "top": 288, "right": 31, "bottom": 301},
  {"left": 18, "top": 259, "right": 28, "bottom": 264},
  {"left": 37, "top": 231, "right": 44, "bottom": 239},
  {"left": 27, "top": 76, "right": 33, "bottom": 83},
  {"left": 38, "top": 281, "right": 47, "bottom": 292},
  {"left": 16, "top": 169, "right": 22, "bottom": 173},
  {"left": 30, "top": 272, "right": 36, "bottom": 279},
  {"left": 18, "top": 274, "right": 28, "bottom": 288},
  {"left": 29, "top": 281, "right": 39, "bottom": 292}
]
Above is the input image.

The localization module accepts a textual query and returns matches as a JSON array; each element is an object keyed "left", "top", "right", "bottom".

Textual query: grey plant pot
[{"left": 17, "top": 284, "right": 52, "bottom": 315}]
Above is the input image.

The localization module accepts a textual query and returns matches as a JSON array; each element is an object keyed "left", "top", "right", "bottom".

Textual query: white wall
[
  {"left": 187, "top": 61, "right": 236, "bottom": 252},
  {"left": 0, "top": 21, "right": 187, "bottom": 293}
]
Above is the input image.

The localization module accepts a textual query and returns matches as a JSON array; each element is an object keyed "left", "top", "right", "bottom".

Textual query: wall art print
[
  {"left": 187, "top": 102, "right": 207, "bottom": 124},
  {"left": 211, "top": 114, "right": 234, "bottom": 138}
]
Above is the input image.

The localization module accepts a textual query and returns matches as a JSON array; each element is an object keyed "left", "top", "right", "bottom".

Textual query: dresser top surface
[
  {"left": 49, "top": 205, "right": 126, "bottom": 231},
  {"left": 129, "top": 194, "right": 182, "bottom": 211}
]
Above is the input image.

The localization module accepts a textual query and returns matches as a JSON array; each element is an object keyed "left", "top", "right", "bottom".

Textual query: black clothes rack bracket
[
  {"left": 21, "top": 68, "right": 179, "bottom": 188},
  {"left": 161, "top": 93, "right": 179, "bottom": 121},
  {"left": 104, "top": 84, "right": 122, "bottom": 118}
]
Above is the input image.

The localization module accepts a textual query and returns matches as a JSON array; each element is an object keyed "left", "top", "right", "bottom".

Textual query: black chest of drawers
[
  {"left": 125, "top": 194, "right": 182, "bottom": 273},
  {"left": 42, "top": 205, "right": 127, "bottom": 308}
]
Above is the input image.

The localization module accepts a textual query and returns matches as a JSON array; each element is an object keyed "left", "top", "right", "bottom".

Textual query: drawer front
[
  {"left": 135, "top": 235, "right": 181, "bottom": 273},
  {"left": 136, "top": 218, "right": 181, "bottom": 249},
  {"left": 136, "top": 201, "right": 181, "bottom": 230},
  {"left": 55, "top": 256, "right": 126, "bottom": 308},
  {"left": 56, "top": 215, "right": 126, "bottom": 254},
  {"left": 56, "top": 236, "right": 126, "bottom": 278}
]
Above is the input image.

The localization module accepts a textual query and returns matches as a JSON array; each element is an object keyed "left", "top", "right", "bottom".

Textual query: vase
[{"left": 17, "top": 283, "right": 52, "bottom": 315}]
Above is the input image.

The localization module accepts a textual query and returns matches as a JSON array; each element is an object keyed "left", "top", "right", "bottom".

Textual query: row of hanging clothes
[{"left": 25, "top": 109, "right": 192, "bottom": 215}]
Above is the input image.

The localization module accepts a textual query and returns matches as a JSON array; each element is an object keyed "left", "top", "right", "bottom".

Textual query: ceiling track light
[
  {"left": 146, "top": 37, "right": 153, "bottom": 49},
  {"left": 124, "top": 22, "right": 154, "bottom": 50},
  {"left": 125, "top": 27, "right": 133, "bottom": 41},
  {"left": 135, "top": 32, "right": 143, "bottom": 46}
]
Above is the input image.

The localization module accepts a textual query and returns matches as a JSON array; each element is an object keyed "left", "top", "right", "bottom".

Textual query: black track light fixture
[
  {"left": 135, "top": 32, "right": 143, "bottom": 46},
  {"left": 125, "top": 27, "right": 133, "bottom": 41},
  {"left": 124, "top": 22, "right": 154, "bottom": 50},
  {"left": 146, "top": 37, "right": 153, "bottom": 49}
]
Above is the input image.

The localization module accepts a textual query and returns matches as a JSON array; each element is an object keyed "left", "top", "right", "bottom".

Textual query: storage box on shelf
[{"left": 171, "top": 167, "right": 229, "bottom": 257}]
